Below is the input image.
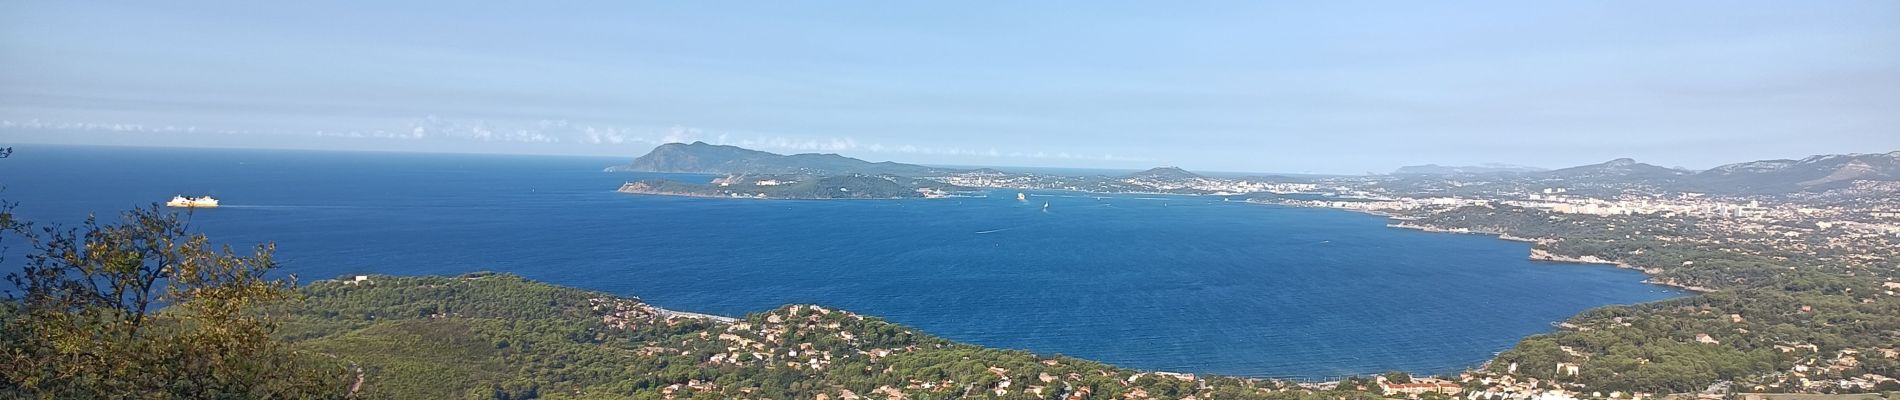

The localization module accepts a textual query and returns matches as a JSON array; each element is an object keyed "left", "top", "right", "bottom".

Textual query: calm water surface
[{"left": 0, "top": 145, "right": 1681, "bottom": 378}]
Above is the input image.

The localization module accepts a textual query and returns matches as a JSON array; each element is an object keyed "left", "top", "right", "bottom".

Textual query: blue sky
[{"left": 2, "top": 1, "right": 1896, "bottom": 174}]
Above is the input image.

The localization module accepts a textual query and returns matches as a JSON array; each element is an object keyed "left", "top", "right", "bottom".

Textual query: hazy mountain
[
  {"left": 1539, "top": 158, "right": 1689, "bottom": 181},
  {"left": 1515, "top": 152, "right": 1900, "bottom": 195},
  {"left": 1683, "top": 151, "right": 1900, "bottom": 194},
  {"left": 1393, "top": 163, "right": 1547, "bottom": 175},
  {"left": 608, "top": 143, "right": 1900, "bottom": 196},
  {"left": 606, "top": 142, "right": 957, "bottom": 176},
  {"left": 1125, "top": 166, "right": 1204, "bottom": 180}
]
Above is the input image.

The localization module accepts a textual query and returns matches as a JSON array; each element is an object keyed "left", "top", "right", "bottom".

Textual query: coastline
[
  {"left": 616, "top": 190, "right": 950, "bottom": 201},
  {"left": 1008, "top": 194, "right": 1712, "bottom": 296},
  {"left": 614, "top": 181, "right": 1220, "bottom": 201},
  {"left": 615, "top": 177, "right": 980, "bottom": 200},
  {"left": 1386, "top": 220, "right": 1715, "bottom": 293},
  {"left": 616, "top": 186, "right": 949, "bottom": 201},
  {"left": 614, "top": 188, "right": 1707, "bottom": 381}
]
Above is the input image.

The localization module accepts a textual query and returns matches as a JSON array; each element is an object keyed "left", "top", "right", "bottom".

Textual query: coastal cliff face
[
  {"left": 1389, "top": 221, "right": 1489, "bottom": 235},
  {"left": 616, "top": 180, "right": 720, "bottom": 197},
  {"left": 1527, "top": 248, "right": 1626, "bottom": 267},
  {"left": 1523, "top": 247, "right": 1721, "bottom": 292}
]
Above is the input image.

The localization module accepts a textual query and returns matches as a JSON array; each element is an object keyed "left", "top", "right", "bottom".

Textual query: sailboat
[{"left": 1042, "top": 202, "right": 1050, "bottom": 210}]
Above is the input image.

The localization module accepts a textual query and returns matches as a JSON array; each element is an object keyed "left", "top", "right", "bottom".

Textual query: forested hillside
[
  {"left": 279, "top": 273, "right": 1351, "bottom": 399},
  {"left": 1408, "top": 206, "right": 1900, "bottom": 393}
]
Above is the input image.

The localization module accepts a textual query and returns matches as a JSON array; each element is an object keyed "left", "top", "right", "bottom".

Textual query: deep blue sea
[{"left": 0, "top": 145, "right": 1681, "bottom": 379}]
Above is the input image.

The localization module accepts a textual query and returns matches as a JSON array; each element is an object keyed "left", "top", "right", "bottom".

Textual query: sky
[{"left": 2, "top": 1, "right": 1897, "bottom": 174}]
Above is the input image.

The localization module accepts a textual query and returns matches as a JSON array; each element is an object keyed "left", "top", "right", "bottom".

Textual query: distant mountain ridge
[
  {"left": 1394, "top": 163, "right": 1547, "bottom": 175},
  {"left": 1391, "top": 152, "right": 1900, "bottom": 194},
  {"left": 605, "top": 141, "right": 957, "bottom": 176},
  {"left": 1539, "top": 158, "right": 1688, "bottom": 181},
  {"left": 609, "top": 143, "right": 1900, "bottom": 196},
  {"left": 1684, "top": 151, "right": 1900, "bottom": 194}
]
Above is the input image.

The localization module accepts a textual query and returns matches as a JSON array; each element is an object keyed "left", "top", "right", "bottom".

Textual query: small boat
[
  {"left": 1042, "top": 202, "right": 1050, "bottom": 210},
  {"left": 1016, "top": 192, "right": 1027, "bottom": 201},
  {"left": 166, "top": 195, "right": 220, "bottom": 208}
]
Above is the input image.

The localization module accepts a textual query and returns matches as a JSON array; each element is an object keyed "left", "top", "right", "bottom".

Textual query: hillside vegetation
[
  {"left": 1410, "top": 206, "right": 1900, "bottom": 394},
  {"left": 279, "top": 273, "right": 1351, "bottom": 399}
]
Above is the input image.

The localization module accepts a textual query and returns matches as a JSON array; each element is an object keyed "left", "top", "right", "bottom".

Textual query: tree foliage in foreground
[{"left": 0, "top": 202, "right": 353, "bottom": 399}]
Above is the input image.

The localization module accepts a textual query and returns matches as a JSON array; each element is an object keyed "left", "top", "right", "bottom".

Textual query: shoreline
[
  {"left": 1385, "top": 221, "right": 1715, "bottom": 293},
  {"left": 613, "top": 189, "right": 1709, "bottom": 381},
  {"left": 615, "top": 188, "right": 955, "bottom": 201},
  {"left": 617, "top": 191, "right": 927, "bottom": 201},
  {"left": 615, "top": 183, "right": 1231, "bottom": 201}
]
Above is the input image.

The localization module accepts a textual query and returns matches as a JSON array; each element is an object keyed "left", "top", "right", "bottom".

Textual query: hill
[
  {"left": 1682, "top": 151, "right": 1900, "bottom": 194},
  {"left": 1124, "top": 166, "right": 1204, "bottom": 180},
  {"left": 279, "top": 273, "right": 1310, "bottom": 399},
  {"left": 1508, "top": 152, "right": 1900, "bottom": 195},
  {"left": 1393, "top": 163, "right": 1547, "bottom": 175},
  {"left": 1538, "top": 158, "right": 1687, "bottom": 181},
  {"left": 607, "top": 142, "right": 958, "bottom": 176}
]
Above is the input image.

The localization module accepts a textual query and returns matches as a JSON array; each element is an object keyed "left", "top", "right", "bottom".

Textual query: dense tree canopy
[{"left": 0, "top": 203, "right": 354, "bottom": 399}]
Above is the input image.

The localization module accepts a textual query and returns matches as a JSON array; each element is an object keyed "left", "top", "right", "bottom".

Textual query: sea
[{"left": 0, "top": 145, "right": 1681, "bottom": 379}]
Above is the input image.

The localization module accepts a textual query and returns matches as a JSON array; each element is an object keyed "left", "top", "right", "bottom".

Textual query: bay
[{"left": 0, "top": 145, "right": 1681, "bottom": 379}]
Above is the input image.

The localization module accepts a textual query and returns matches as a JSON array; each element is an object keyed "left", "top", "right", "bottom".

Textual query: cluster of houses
[
  {"left": 1376, "top": 376, "right": 1464, "bottom": 396},
  {"left": 1752, "top": 347, "right": 1899, "bottom": 393}
]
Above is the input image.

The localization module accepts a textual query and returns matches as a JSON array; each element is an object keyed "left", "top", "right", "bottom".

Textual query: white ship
[
  {"left": 166, "top": 195, "right": 220, "bottom": 208},
  {"left": 1016, "top": 192, "right": 1027, "bottom": 201}
]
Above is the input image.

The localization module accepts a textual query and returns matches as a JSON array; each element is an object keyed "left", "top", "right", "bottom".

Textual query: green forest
[{"left": 1414, "top": 206, "right": 1900, "bottom": 394}]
